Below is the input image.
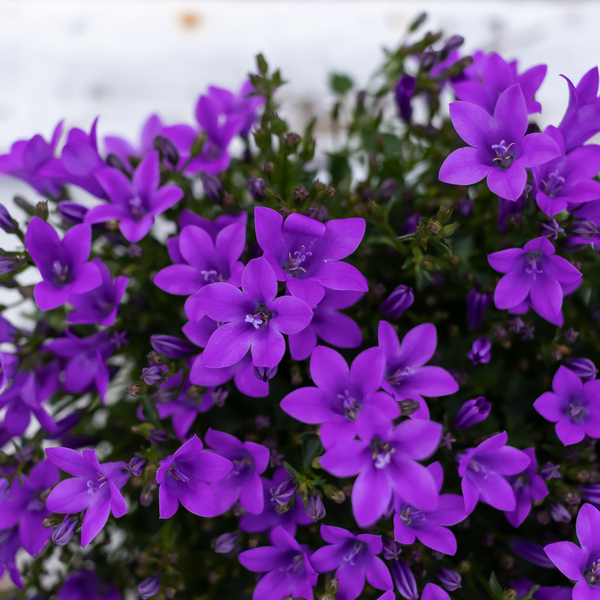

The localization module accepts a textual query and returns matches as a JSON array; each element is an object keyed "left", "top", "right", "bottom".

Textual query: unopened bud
[
  {"left": 52, "top": 516, "right": 78, "bottom": 546},
  {"left": 399, "top": 398, "right": 420, "bottom": 416},
  {"left": 306, "top": 491, "right": 326, "bottom": 522},
  {"left": 322, "top": 484, "right": 345, "bottom": 504}
]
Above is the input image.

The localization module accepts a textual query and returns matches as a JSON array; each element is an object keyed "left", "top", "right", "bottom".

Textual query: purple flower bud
[
  {"left": 211, "top": 532, "right": 239, "bottom": 554},
  {"left": 440, "top": 432, "right": 456, "bottom": 449},
  {"left": 571, "top": 219, "right": 598, "bottom": 241},
  {"left": 540, "top": 218, "right": 564, "bottom": 240},
  {"left": 564, "top": 327, "right": 579, "bottom": 342},
  {"left": 0, "top": 257, "right": 16, "bottom": 275},
  {"left": 548, "top": 502, "right": 571, "bottom": 523},
  {"left": 211, "top": 387, "right": 228, "bottom": 407},
  {"left": 138, "top": 575, "right": 161, "bottom": 599},
  {"left": 379, "top": 178, "right": 398, "bottom": 200},
  {"left": 112, "top": 330, "right": 129, "bottom": 348},
  {"left": 52, "top": 516, "right": 78, "bottom": 546},
  {"left": 306, "top": 491, "right": 326, "bottom": 522},
  {"left": 401, "top": 212, "right": 421, "bottom": 235},
  {"left": 580, "top": 484, "right": 600, "bottom": 506},
  {"left": 382, "top": 538, "right": 402, "bottom": 561},
  {"left": 255, "top": 414, "right": 271, "bottom": 430},
  {"left": 442, "top": 35, "right": 464, "bottom": 55},
  {"left": 508, "top": 317, "right": 525, "bottom": 333},
  {"left": 391, "top": 557, "right": 418, "bottom": 600},
  {"left": 56, "top": 201, "right": 89, "bottom": 225},
  {"left": 453, "top": 396, "right": 491, "bottom": 429},
  {"left": 161, "top": 137, "right": 180, "bottom": 167},
  {"left": 399, "top": 398, "right": 420, "bottom": 416},
  {"left": 0, "top": 204, "right": 16, "bottom": 233},
  {"left": 146, "top": 428, "right": 168, "bottom": 446},
  {"left": 201, "top": 173, "right": 223, "bottom": 203},
  {"left": 566, "top": 358, "right": 598, "bottom": 382},
  {"left": 395, "top": 76, "right": 416, "bottom": 122},
  {"left": 150, "top": 335, "right": 196, "bottom": 359},
  {"left": 246, "top": 176, "right": 266, "bottom": 201},
  {"left": 128, "top": 244, "right": 143, "bottom": 258},
  {"left": 455, "top": 196, "right": 474, "bottom": 217},
  {"left": 106, "top": 153, "right": 129, "bottom": 174},
  {"left": 420, "top": 49, "right": 439, "bottom": 70},
  {"left": 466, "top": 287, "right": 492, "bottom": 330},
  {"left": 381, "top": 285, "right": 414, "bottom": 319},
  {"left": 270, "top": 448, "right": 284, "bottom": 468},
  {"left": 125, "top": 457, "right": 147, "bottom": 477},
  {"left": 467, "top": 337, "right": 491, "bottom": 365},
  {"left": 140, "top": 366, "right": 166, "bottom": 386},
  {"left": 509, "top": 539, "right": 554, "bottom": 568},
  {"left": 270, "top": 478, "right": 297, "bottom": 506},
  {"left": 437, "top": 568, "right": 462, "bottom": 592},
  {"left": 140, "top": 484, "right": 154, "bottom": 507},
  {"left": 540, "top": 461, "right": 561, "bottom": 481},
  {"left": 520, "top": 325, "right": 535, "bottom": 340},
  {"left": 254, "top": 365, "right": 277, "bottom": 382},
  {"left": 304, "top": 204, "right": 328, "bottom": 222}
]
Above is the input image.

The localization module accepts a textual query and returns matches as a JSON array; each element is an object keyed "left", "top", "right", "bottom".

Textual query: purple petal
[
  {"left": 119, "top": 217, "right": 153, "bottom": 243},
  {"left": 316, "top": 261, "right": 368, "bottom": 293},
  {"left": 398, "top": 366, "right": 459, "bottom": 398},
  {"left": 488, "top": 248, "right": 524, "bottom": 273},
  {"left": 397, "top": 323, "right": 437, "bottom": 368},
  {"left": 414, "top": 524, "right": 457, "bottom": 555},
  {"left": 195, "top": 283, "right": 248, "bottom": 322},
  {"left": 250, "top": 326, "right": 286, "bottom": 369},
  {"left": 389, "top": 459, "right": 438, "bottom": 511},
  {"left": 449, "top": 100, "right": 495, "bottom": 147},
  {"left": 159, "top": 481, "right": 179, "bottom": 519},
  {"left": 179, "top": 225, "right": 215, "bottom": 270},
  {"left": 555, "top": 417, "right": 585, "bottom": 446},
  {"left": 487, "top": 166, "right": 527, "bottom": 201},
  {"left": 46, "top": 478, "right": 92, "bottom": 513},
  {"left": 310, "top": 346, "right": 350, "bottom": 395},
  {"left": 514, "top": 133, "right": 560, "bottom": 168},
  {"left": 81, "top": 496, "right": 111, "bottom": 547},
  {"left": 320, "top": 441, "right": 369, "bottom": 478},
  {"left": 439, "top": 147, "right": 491, "bottom": 185},
  {"left": 134, "top": 151, "right": 159, "bottom": 199},
  {"left": 494, "top": 270, "right": 530, "bottom": 310},
  {"left": 238, "top": 547, "right": 289, "bottom": 573},
  {"left": 530, "top": 272, "right": 562, "bottom": 317},
  {"left": 154, "top": 264, "right": 203, "bottom": 295},
  {"left": 494, "top": 85, "right": 528, "bottom": 139},
  {"left": 477, "top": 472, "right": 516, "bottom": 511},
  {"left": 544, "top": 541, "right": 586, "bottom": 581},
  {"left": 269, "top": 295, "right": 313, "bottom": 334},
  {"left": 280, "top": 387, "right": 334, "bottom": 424},
  {"left": 242, "top": 258, "right": 278, "bottom": 303},
  {"left": 84, "top": 203, "right": 128, "bottom": 224},
  {"left": 421, "top": 584, "right": 451, "bottom": 600},
  {"left": 46, "top": 447, "right": 96, "bottom": 478},
  {"left": 70, "top": 261, "right": 102, "bottom": 295},
  {"left": 178, "top": 480, "right": 216, "bottom": 517},
  {"left": 94, "top": 167, "right": 133, "bottom": 205},
  {"left": 240, "top": 473, "right": 264, "bottom": 514},
  {"left": 554, "top": 364, "right": 584, "bottom": 398},
  {"left": 378, "top": 320, "right": 400, "bottom": 361},
  {"left": 288, "top": 329, "right": 317, "bottom": 361},
  {"left": 352, "top": 467, "right": 392, "bottom": 526},
  {"left": 34, "top": 281, "right": 71, "bottom": 312}
]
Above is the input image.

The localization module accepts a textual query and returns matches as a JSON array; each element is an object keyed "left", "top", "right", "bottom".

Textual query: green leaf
[
  {"left": 517, "top": 585, "right": 539, "bottom": 600},
  {"left": 489, "top": 572, "right": 503, "bottom": 600},
  {"left": 300, "top": 432, "right": 322, "bottom": 471},
  {"left": 329, "top": 73, "right": 354, "bottom": 96},
  {"left": 283, "top": 461, "right": 301, "bottom": 479},
  {"left": 141, "top": 395, "right": 160, "bottom": 427}
]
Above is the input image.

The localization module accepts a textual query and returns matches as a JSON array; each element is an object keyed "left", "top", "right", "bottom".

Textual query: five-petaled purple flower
[
  {"left": 46, "top": 447, "right": 128, "bottom": 547},
  {"left": 310, "top": 525, "right": 393, "bottom": 600},
  {"left": 467, "top": 337, "right": 491, "bottom": 365},
  {"left": 534, "top": 365, "right": 600, "bottom": 446}
]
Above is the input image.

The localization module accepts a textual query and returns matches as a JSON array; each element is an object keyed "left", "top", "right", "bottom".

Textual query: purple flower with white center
[
  {"left": 534, "top": 365, "right": 600, "bottom": 446},
  {"left": 25, "top": 217, "right": 102, "bottom": 312},
  {"left": 381, "top": 285, "right": 414, "bottom": 320},
  {"left": 255, "top": 207, "right": 368, "bottom": 307},
  {"left": 544, "top": 503, "right": 600, "bottom": 598},
  {"left": 194, "top": 258, "right": 312, "bottom": 369},
  {"left": 395, "top": 76, "right": 416, "bottom": 122},
  {"left": 439, "top": 85, "right": 560, "bottom": 201},
  {"left": 488, "top": 236, "right": 582, "bottom": 323},
  {"left": 504, "top": 448, "right": 548, "bottom": 528},
  {"left": 378, "top": 321, "right": 458, "bottom": 420},
  {"left": 138, "top": 576, "right": 161, "bottom": 599},
  {"left": 566, "top": 358, "right": 599, "bottom": 382},
  {"left": 466, "top": 287, "right": 492, "bottom": 330},
  {"left": 557, "top": 67, "right": 600, "bottom": 152},
  {"left": 288, "top": 289, "right": 363, "bottom": 360},
  {"left": 85, "top": 151, "right": 183, "bottom": 242},
  {"left": 0, "top": 460, "right": 59, "bottom": 555},
  {"left": 39, "top": 119, "right": 107, "bottom": 198},
  {"left": 453, "top": 52, "right": 546, "bottom": 115},
  {"left": 0, "top": 528, "right": 22, "bottom": 589},
  {"left": 0, "top": 363, "right": 60, "bottom": 435},
  {"left": 437, "top": 568, "right": 462, "bottom": 592},
  {"left": 421, "top": 583, "right": 451, "bottom": 600},
  {"left": 67, "top": 258, "right": 128, "bottom": 326},
  {"left": 204, "top": 428, "right": 269, "bottom": 515},
  {"left": 57, "top": 569, "right": 120, "bottom": 600},
  {"left": 45, "top": 447, "right": 128, "bottom": 547},
  {"left": 531, "top": 126, "right": 600, "bottom": 216},
  {"left": 0, "top": 122, "right": 64, "bottom": 196},
  {"left": 457, "top": 431, "right": 531, "bottom": 515},
  {"left": 454, "top": 396, "right": 491, "bottom": 429},
  {"left": 238, "top": 526, "right": 317, "bottom": 600},
  {"left": 239, "top": 467, "right": 311, "bottom": 540},
  {"left": 155, "top": 434, "right": 232, "bottom": 519},
  {"left": 467, "top": 337, "right": 491, "bottom": 365},
  {"left": 320, "top": 406, "right": 442, "bottom": 527},
  {"left": 281, "top": 345, "right": 398, "bottom": 449},
  {"left": 390, "top": 557, "right": 418, "bottom": 600},
  {"left": 154, "top": 222, "right": 245, "bottom": 323},
  {"left": 310, "top": 525, "right": 393, "bottom": 600},
  {"left": 393, "top": 462, "right": 466, "bottom": 555},
  {"left": 44, "top": 330, "right": 114, "bottom": 402}
]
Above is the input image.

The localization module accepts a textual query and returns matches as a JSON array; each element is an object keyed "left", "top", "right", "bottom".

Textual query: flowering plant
[{"left": 1, "top": 13, "right": 600, "bottom": 600}]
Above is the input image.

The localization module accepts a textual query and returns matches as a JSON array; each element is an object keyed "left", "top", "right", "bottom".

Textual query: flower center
[
  {"left": 544, "top": 170, "right": 565, "bottom": 198},
  {"left": 230, "top": 457, "right": 253, "bottom": 478},
  {"left": 86, "top": 473, "right": 108, "bottom": 495},
  {"left": 586, "top": 561, "right": 600, "bottom": 585},
  {"left": 388, "top": 366, "right": 415, "bottom": 386},
  {"left": 281, "top": 554, "right": 304, "bottom": 577},
  {"left": 200, "top": 269, "right": 223, "bottom": 283},
  {"left": 337, "top": 389, "right": 360, "bottom": 420},
  {"left": 491, "top": 140, "right": 515, "bottom": 169},
  {"left": 525, "top": 251, "right": 543, "bottom": 280},
  {"left": 27, "top": 491, "right": 46, "bottom": 512},
  {"left": 245, "top": 305, "right": 272, "bottom": 329},
  {"left": 52, "top": 260, "right": 70, "bottom": 287},
  {"left": 371, "top": 439, "right": 395, "bottom": 469},
  {"left": 400, "top": 506, "right": 425, "bottom": 525},
  {"left": 513, "top": 475, "right": 528, "bottom": 490},
  {"left": 169, "top": 466, "right": 191, "bottom": 483},
  {"left": 570, "top": 403, "right": 584, "bottom": 418},
  {"left": 343, "top": 541, "right": 364, "bottom": 565},
  {"left": 128, "top": 197, "right": 145, "bottom": 221},
  {"left": 467, "top": 459, "right": 489, "bottom": 479},
  {"left": 288, "top": 245, "right": 312, "bottom": 273},
  {"left": 211, "top": 387, "right": 228, "bottom": 407}
]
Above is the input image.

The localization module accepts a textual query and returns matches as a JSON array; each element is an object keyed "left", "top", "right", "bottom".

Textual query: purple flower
[
  {"left": 557, "top": 67, "right": 600, "bottom": 152},
  {"left": 467, "top": 337, "right": 491, "bottom": 365},
  {"left": 39, "top": 119, "right": 107, "bottom": 198},
  {"left": 67, "top": 258, "right": 128, "bottom": 326},
  {"left": 488, "top": 236, "right": 582, "bottom": 323},
  {"left": 531, "top": 126, "right": 600, "bottom": 216},
  {"left": 466, "top": 287, "right": 492, "bottom": 330},
  {"left": 0, "top": 528, "right": 22, "bottom": 589},
  {"left": 378, "top": 321, "right": 458, "bottom": 420},
  {"left": 439, "top": 85, "right": 559, "bottom": 201},
  {"left": 140, "top": 365, "right": 166, "bottom": 385},
  {"left": 46, "top": 447, "right": 128, "bottom": 547},
  {"left": 57, "top": 570, "right": 120, "bottom": 600},
  {"left": 25, "top": 217, "right": 102, "bottom": 312},
  {"left": 534, "top": 365, "right": 600, "bottom": 446},
  {"left": 239, "top": 468, "right": 311, "bottom": 540},
  {"left": 154, "top": 221, "right": 245, "bottom": 322},
  {"left": 421, "top": 584, "right": 451, "bottom": 600},
  {"left": 457, "top": 431, "right": 531, "bottom": 515},
  {"left": 0, "top": 460, "right": 59, "bottom": 555},
  {"left": 394, "top": 461, "right": 465, "bottom": 555},
  {"left": 310, "top": 525, "right": 393, "bottom": 600},
  {"left": 395, "top": 76, "right": 416, "bottom": 122},
  {"left": 0, "top": 122, "right": 63, "bottom": 196},
  {"left": 45, "top": 330, "right": 114, "bottom": 401},
  {"left": 254, "top": 207, "right": 368, "bottom": 307},
  {"left": 195, "top": 258, "right": 312, "bottom": 369},
  {"left": 541, "top": 218, "right": 565, "bottom": 240},
  {"left": 381, "top": 285, "right": 414, "bottom": 320},
  {"left": 566, "top": 358, "right": 599, "bottom": 382},
  {"left": 320, "top": 406, "right": 442, "bottom": 527},
  {"left": 238, "top": 526, "right": 317, "bottom": 600},
  {"left": 288, "top": 289, "right": 363, "bottom": 360},
  {"left": 453, "top": 52, "right": 546, "bottom": 115},
  {"left": 204, "top": 428, "right": 269, "bottom": 515},
  {"left": 454, "top": 396, "right": 491, "bottom": 429},
  {"left": 85, "top": 152, "right": 183, "bottom": 242},
  {"left": 544, "top": 503, "right": 600, "bottom": 598},
  {"left": 280, "top": 346, "right": 398, "bottom": 449},
  {"left": 504, "top": 448, "right": 548, "bottom": 528},
  {"left": 155, "top": 435, "right": 232, "bottom": 519}
]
